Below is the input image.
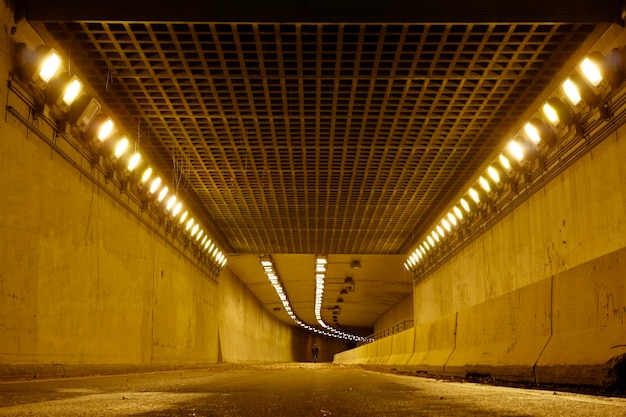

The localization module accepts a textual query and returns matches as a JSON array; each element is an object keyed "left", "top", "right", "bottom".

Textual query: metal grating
[{"left": 43, "top": 21, "right": 596, "bottom": 255}]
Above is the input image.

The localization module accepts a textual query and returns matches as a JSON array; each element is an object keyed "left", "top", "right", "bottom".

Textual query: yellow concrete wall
[
  {"left": 337, "top": 99, "right": 626, "bottom": 387},
  {"left": 0, "top": 115, "right": 218, "bottom": 365},
  {"left": 410, "top": 121, "right": 626, "bottom": 385},
  {"left": 406, "top": 313, "right": 456, "bottom": 374},
  {"left": 371, "top": 336, "right": 393, "bottom": 365},
  {"left": 387, "top": 327, "right": 415, "bottom": 365},
  {"left": 0, "top": 119, "right": 308, "bottom": 370},
  {"left": 334, "top": 327, "right": 415, "bottom": 367},
  {"left": 374, "top": 295, "right": 414, "bottom": 334},
  {"left": 415, "top": 127, "right": 626, "bottom": 324},
  {"left": 334, "top": 347, "right": 355, "bottom": 364},
  {"left": 0, "top": 6, "right": 307, "bottom": 373},
  {"left": 218, "top": 267, "right": 306, "bottom": 363}
]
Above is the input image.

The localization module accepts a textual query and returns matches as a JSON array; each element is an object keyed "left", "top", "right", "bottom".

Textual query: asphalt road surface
[{"left": 0, "top": 363, "right": 625, "bottom": 416}]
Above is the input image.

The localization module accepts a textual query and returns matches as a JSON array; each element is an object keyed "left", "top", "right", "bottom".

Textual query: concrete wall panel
[
  {"left": 405, "top": 313, "right": 456, "bottom": 373},
  {"left": 372, "top": 336, "right": 393, "bottom": 365},
  {"left": 536, "top": 247, "right": 626, "bottom": 386},
  {"left": 445, "top": 279, "right": 551, "bottom": 382},
  {"left": 333, "top": 347, "right": 355, "bottom": 364},
  {"left": 349, "top": 344, "right": 369, "bottom": 364},
  {"left": 333, "top": 328, "right": 416, "bottom": 366},
  {"left": 363, "top": 340, "right": 379, "bottom": 364},
  {"left": 217, "top": 267, "right": 305, "bottom": 363},
  {"left": 386, "top": 328, "right": 415, "bottom": 366}
]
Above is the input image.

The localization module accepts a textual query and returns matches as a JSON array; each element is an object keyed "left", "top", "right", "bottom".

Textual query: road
[{"left": 0, "top": 363, "right": 624, "bottom": 416}]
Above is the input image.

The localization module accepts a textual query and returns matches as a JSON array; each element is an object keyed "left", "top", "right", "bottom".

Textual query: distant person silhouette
[{"left": 312, "top": 344, "right": 319, "bottom": 363}]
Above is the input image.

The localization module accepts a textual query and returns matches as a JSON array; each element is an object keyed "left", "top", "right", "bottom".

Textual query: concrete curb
[{"left": 0, "top": 363, "right": 220, "bottom": 382}]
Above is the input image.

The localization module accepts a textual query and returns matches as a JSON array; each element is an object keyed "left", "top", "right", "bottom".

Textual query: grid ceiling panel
[{"left": 44, "top": 21, "right": 596, "bottom": 254}]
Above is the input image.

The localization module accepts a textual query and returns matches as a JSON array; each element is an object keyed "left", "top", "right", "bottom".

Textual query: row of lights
[
  {"left": 405, "top": 45, "right": 626, "bottom": 273},
  {"left": 14, "top": 43, "right": 227, "bottom": 269},
  {"left": 314, "top": 256, "right": 364, "bottom": 342},
  {"left": 261, "top": 256, "right": 327, "bottom": 334},
  {"left": 260, "top": 256, "right": 363, "bottom": 341}
]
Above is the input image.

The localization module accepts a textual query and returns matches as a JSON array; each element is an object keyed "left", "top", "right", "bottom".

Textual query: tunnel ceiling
[
  {"left": 38, "top": 20, "right": 600, "bottom": 255},
  {"left": 23, "top": 0, "right": 618, "bottom": 330}
]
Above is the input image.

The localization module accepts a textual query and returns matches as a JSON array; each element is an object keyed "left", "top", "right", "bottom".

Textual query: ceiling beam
[{"left": 18, "top": 0, "right": 625, "bottom": 24}]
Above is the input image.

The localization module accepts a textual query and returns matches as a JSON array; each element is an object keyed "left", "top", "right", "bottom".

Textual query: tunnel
[{"left": 2, "top": 0, "right": 626, "bottom": 414}]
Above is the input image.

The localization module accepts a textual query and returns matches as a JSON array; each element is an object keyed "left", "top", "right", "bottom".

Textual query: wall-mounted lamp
[
  {"left": 44, "top": 72, "right": 83, "bottom": 113},
  {"left": 350, "top": 260, "right": 361, "bottom": 268},
  {"left": 564, "top": 73, "right": 600, "bottom": 108},
  {"left": 69, "top": 95, "right": 101, "bottom": 132},
  {"left": 542, "top": 97, "right": 575, "bottom": 128},
  {"left": 524, "top": 118, "right": 556, "bottom": 148},
  {"left": 15, "top": 44, "right": 62, "bottom": 88}
]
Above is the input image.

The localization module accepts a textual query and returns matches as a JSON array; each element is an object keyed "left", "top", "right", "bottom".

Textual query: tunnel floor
[{"left": 0, "top": 363, "right": 625, "bottom": 416}]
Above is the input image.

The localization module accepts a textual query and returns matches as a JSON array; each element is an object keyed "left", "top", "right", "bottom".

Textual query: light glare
[
  {"left": 172, "top": 202, "right": 182, "bottom": 217},
  {"left": 140, "top": 167, "right": 152, "bottom": 184},
  {"left": 113, "top": 137, "right": 129, "bottom": 158},
  {"left": 62, "top": 78, "right": 83, "bottom": 106},
  {"left": 487, "top": 166, "right": 500, "bottom": 184},
  {"left": 542, "top": 102, "right": 559, "bottom": 124},
  {"left": 448, "top": 211, "right": 458, "bottom": 226},
  {"left": 166, "top": 195, "right": 177, "bottom": 211},
  {"left": 524, "top": 122, "right": 541, "bottom": 145},
  {"left": 127, "top": 152, "right": 141, "bottom": 171},
  {"left": 478, "top": 176, "right": 491, "bottom": 193},
  {"left": 149, "top": 177, "right": 161, "bottom": 194},
  {"left": 563, "top": 79, "right": 582, "bottom": 106},
  {"left": 580, "top": 57, "right": 603, "bottom": 87},
  {"left": 97, "top": 119, "right": 114, "bottom": 142},
  {"left": 507, "top": 140, "right": 524, "bottom": 162},
  {"left": 499, "top": 154, "right": 511, "bottom": 170},
  {"left": 469, "top": 188, "right": 480, "bottom": 203},
  {"left": 157, "top": 186, "right": 168, "bottom": 202},
  {"left": 39, "top": 52, "right": 62, "bottom": 82}
]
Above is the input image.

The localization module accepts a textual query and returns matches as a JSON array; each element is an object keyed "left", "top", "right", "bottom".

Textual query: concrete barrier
[
  {"left": 334, "top": 247, "right": 626, "bottom": 388},
  {"left": 444, "top": 278, "right": 551, "bottom": 382},
  {"left": 360, "top": 340, "right": 378, "bottom": 364},
  {"left": 346, "top": 344, "right": 369, "bottom": 365},
  {"left": 371, "top": 335, "right": 393, "bottom": 365},
  {"left": 386, "top": 328, "right": 415, "bottom": 366},
  {"left": 535, "top": 248, "right": 626, "bottom": 387},
  {"left": 333, "top": 348, "right": 355, "bottom": 364},
  {"left": 405, "top": 313, "right": 457, "bottom": 374},
  {"left": 333, "top": 328, "right": 414, "bottom": 367}
]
